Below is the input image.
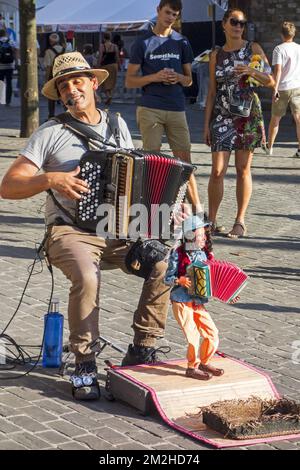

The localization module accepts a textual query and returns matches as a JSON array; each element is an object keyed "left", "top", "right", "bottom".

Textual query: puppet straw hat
[{"left": 42, "top": 51, "right": 109, "bottom": 100}]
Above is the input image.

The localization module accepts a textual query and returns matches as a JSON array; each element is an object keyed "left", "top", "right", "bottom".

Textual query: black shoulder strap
[
  {"left": 50, "top": 46, "right": 65, "bottom": 57},
  {"left": 105, "top": 111, "right": 121, "bottom": 147},
  {"left": 52, "top": 111, "right": 120, "bottom": 149}
]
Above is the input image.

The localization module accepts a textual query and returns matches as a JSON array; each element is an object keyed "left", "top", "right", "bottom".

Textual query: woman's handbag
[
  {"left": 223, "top": 64, "right": 253, "bottom": 118},
  {"left": 228, "top": 88, "right": 253, "bottom": 117}
]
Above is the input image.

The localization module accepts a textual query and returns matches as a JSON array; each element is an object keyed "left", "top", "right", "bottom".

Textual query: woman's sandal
[
  {"left": 227, "top": 221, "right": 247, "bottom": 239},
  {"left": 211, "top": 221, "right": 226, "bottom": 235}
]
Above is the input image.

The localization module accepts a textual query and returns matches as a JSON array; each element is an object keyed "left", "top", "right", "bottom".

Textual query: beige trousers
[
  {"left": 136, "top": 106, "right": 191, "bottom": 152},
  {"left": 46, "top": 225, "right": 170, "bottom": 362}
]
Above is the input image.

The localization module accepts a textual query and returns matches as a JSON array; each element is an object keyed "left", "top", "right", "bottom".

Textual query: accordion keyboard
[{"left": 78, "top": 160, "right": 102, "bottom": 223}]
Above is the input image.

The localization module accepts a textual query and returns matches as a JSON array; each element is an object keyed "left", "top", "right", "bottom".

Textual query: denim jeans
[{"left": 0, "top": 68, "right": 13, "bottom": 105}]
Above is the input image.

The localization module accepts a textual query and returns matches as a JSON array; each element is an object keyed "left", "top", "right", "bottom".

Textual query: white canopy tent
[
  {"left": 36, "top": 0, "right": 56, "bottom": 11},
  {"left": 36, "top": 0, "right": 158, "bottom": 31},
  {"left": 182, "top": 0, "right": 228, "bottom": 23}
]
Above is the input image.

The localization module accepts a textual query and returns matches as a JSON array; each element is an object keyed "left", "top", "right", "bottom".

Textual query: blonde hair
[{"left": 281, "top": 22, "right": 296, "bottom": 39}]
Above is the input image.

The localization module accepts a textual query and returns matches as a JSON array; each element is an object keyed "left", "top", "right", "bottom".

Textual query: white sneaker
[{"left": 293, "top": 149, "right": 300, "bottom": 158}]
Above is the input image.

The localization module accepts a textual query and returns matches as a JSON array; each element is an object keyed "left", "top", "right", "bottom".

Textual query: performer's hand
[
  {"left": 49, "top": 166, "right": 90, "bottom": 200},
  {"left": 177, "top": 276, "right": 192, "bottom": 288},
  {"left": 173, "top": 202, "right": 192, "bottom": 232},
  {"left": 230, "top": 296, "right": 240, "bottom": 304}
]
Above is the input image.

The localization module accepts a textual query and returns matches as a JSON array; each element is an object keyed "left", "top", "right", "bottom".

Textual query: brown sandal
[
  {"left": 199, "top": 363, "right": 224, "bottom": 377},
  {"left": 185, "top": 368, "right": 212, "bottom": 381},
  {"left": 227, "top": 221, "right": 247, "bottom": 239}
]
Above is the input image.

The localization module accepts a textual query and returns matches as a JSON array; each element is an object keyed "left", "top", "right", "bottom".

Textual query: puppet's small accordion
[
  {"left": 186, "top": 260, "right": 248, "bottom": 303},
  {"left": 76, "top": 149, "right": 193, "bottom": 238}
]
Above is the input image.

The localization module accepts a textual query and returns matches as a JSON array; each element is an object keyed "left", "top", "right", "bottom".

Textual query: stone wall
[{"left": 230, "top": 0, "right": 300, "bottom": 59}]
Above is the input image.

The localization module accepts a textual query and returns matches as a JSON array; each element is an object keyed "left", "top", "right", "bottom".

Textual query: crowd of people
[{"left": 0, "top": 0, "right": 299, "bottom": 401}]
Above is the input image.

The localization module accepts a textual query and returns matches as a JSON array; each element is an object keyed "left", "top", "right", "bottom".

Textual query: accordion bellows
[
  {"left": 76, "top": 149, "right": 193, "bottom": 238},
  {"left": 186, "top": 259, "right": 248, "bottom": 303}
]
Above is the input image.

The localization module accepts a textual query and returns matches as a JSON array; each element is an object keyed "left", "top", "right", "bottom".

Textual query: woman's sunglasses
[{"left": 229, "top": 18, "right": 247, "bottom": 28}]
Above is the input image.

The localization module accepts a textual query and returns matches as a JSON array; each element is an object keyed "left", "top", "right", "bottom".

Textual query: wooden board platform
[{"left": 107, "top": 355, "right": 300, "bottom": 448}]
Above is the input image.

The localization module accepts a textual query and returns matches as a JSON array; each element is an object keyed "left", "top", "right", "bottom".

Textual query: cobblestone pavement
[{"left": 0, "top": 97, "right": 299, "bottom": 451}]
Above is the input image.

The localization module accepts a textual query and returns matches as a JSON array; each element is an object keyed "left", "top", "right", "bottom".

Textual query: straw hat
[{"left": 42, "top": 51, "right": 109, "bottom": 100}]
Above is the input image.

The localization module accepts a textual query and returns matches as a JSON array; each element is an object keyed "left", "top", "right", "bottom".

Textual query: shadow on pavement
[
  {"left": 0, "top": 245, "right": 37, "bottom": 259},
  {"left": 236, "top": 302, "right": 300, "bottom": 314},
  {"left": 0, "top": 214, "right": 44, "bottom": 225}
]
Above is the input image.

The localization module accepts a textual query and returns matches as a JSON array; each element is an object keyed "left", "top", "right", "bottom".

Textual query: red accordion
[
  {"left": 187, "top": 259, "right": 248, "bottom": 303},
  {"left": 76, "top": 149, "right": 193, "bottom": 238}
]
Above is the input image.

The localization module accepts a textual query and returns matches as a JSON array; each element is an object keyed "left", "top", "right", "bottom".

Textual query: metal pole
[{"left": 19, "top": 0, "right": 39, "bottom": 137}]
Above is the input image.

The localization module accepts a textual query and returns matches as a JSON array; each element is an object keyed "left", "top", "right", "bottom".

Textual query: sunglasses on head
[{"left": 229, "top": 18, "right": 247, "bottom": 28}]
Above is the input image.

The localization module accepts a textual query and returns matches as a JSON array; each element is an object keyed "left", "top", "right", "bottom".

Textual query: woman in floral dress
[{"left": 204, "top": 8, "right": 274, "bottom": 238}]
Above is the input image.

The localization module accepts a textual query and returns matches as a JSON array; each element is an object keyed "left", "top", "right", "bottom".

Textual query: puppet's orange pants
[{"left": 172, "top": 301, "right": 219, "bottom": 368}]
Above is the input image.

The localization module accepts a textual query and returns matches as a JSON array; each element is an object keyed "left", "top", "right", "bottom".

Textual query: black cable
[
  {"left": 1, "top": 231, "right": 49, "bottom": 337},
  {"left": 0, "top": 232, "right": 55, "bottom": 380}
]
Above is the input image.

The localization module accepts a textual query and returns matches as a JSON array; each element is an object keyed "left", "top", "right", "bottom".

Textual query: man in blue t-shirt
[{"left": 126, "top": 0, "right": 202, "bottom": 212}]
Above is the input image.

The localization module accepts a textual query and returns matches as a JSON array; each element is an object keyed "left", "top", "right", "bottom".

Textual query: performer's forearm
[{"left": 0, "top": 173, "right": 50, "bottom": 199}]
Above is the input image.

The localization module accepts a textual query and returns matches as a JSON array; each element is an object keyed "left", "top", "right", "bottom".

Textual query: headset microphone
[{"left": 66, "top": 98, "right": 75, "bottom": 106}]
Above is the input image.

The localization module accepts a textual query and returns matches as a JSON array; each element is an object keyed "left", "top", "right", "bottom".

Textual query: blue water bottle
[{"left": 42, "top": 297, "right": 64, "bottom": 368}]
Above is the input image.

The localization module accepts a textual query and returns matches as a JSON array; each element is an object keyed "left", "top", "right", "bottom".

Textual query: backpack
[
  {"left": 125, "top": 239, "right": 168, "bottom": 280},
  {"left": 0, "top": 39, "right": 14, "bottom": 64}
]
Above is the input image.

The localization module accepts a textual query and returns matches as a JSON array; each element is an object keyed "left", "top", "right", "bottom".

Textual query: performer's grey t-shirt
[{"left": 21, "top": 110, "right": 134, "bottom": 226}]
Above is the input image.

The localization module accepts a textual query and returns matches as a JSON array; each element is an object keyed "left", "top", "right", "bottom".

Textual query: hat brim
[{"left": 42, "top": 68, "right": 109, "bottom": 100}]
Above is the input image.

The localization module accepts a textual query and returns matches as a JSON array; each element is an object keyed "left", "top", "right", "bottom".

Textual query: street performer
[{"left": 0, "top": 52, "right": 178, "bottom": 400}]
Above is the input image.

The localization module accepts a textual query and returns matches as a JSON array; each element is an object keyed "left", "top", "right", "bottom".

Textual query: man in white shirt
[{"left": 267, "top": 22, "right": 300, "bottom": 157}]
